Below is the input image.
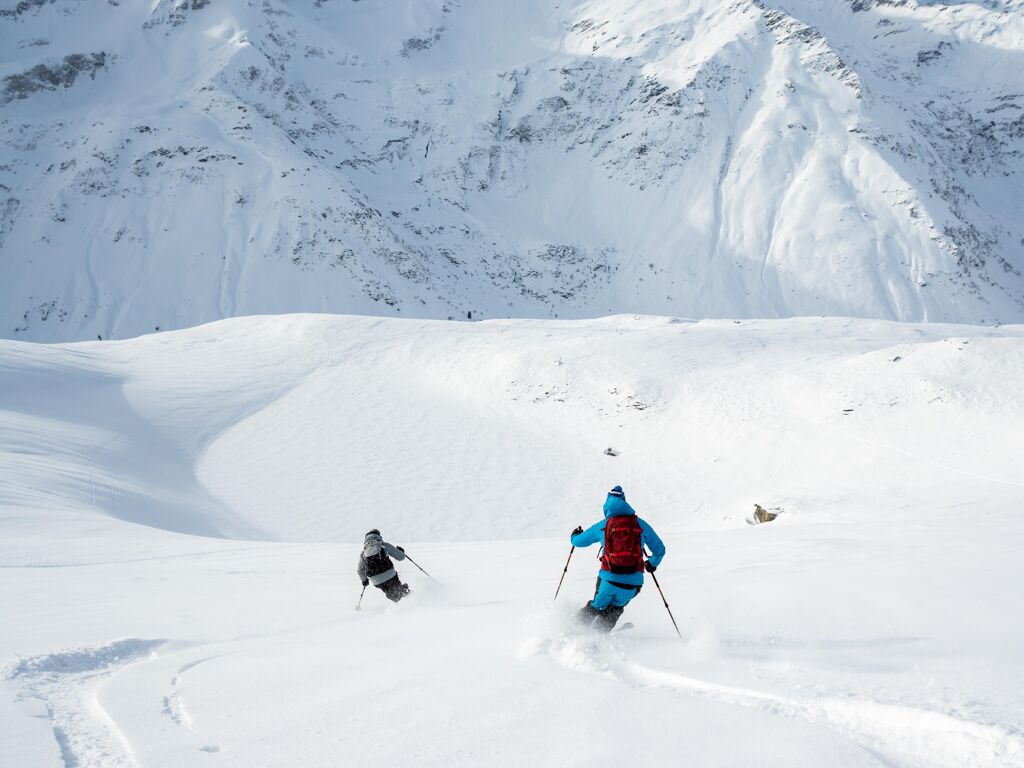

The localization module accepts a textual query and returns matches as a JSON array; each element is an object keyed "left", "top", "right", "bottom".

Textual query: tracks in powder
[
  {"left": 618, "top": 660, "right": 1023, "bottom": 768},
  {"left": 7, "top": 625, "right": 1022, "bottom": 768},
  {"left": 4, "top": 640, "right": 227, "bottom": 767},
  {"left": 5, "top": 639, "right": 166, "bottom": 768},
  {"left": 529, "top": 633, "right": 1024, "bottom": 768}
]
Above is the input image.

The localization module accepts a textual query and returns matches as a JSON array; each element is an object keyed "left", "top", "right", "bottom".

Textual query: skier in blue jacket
[{"left": 571, "top": 485, "right": 665, "bottom": 631}]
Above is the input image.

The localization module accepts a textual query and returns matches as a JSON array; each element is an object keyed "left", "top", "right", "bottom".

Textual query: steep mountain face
[{"left": 1, "top": 0, "right": 1022, "bottom": 340}]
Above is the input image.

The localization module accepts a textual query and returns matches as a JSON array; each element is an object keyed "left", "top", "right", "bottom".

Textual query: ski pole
[
  {"left": 355, "top": 585, "right": 366, "bottom": 611},
  {"left": 553, "top": 546, "right": 575, "bottom": 601},
  {"left": 405, "top": 554, "right": 440, "bottom": 584},
  {"left": 648, "top": 570, "right": 682, "bottom": 640},
  {"left": 642, "top": 546, "right": 682, "bottom": 640}
]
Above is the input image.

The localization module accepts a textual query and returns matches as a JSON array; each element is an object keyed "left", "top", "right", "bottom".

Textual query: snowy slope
[
  {"left": 2, "top": 315, "right": 1023, "bottom": 767},
  {"left": 3, "top": 0, "right": 1024, "bottom": 341}
]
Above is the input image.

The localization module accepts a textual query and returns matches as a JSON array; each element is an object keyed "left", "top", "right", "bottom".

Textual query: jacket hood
[
  {"left": 603, "top": 493, "right": 636, "bottom": 518},
  {"left": 363, "top": 532, "right": 384, "bottom": 557}
]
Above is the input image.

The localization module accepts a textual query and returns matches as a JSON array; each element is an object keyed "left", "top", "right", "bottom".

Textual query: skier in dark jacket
[
  {"left": 571, "top": 485, "right": 665, "bottom": 631},
  {"left": 358, "top": 529, "right": 410, "bottom": 602}
]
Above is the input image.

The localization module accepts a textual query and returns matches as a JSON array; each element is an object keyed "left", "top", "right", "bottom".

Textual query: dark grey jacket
[{"left": 357, "top": 532, "right": 406, "bottom": 586}]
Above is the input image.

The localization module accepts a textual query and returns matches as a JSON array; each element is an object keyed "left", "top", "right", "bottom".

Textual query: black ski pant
[
  {"left": 377, "top": 575, "right": 410, "bottom": 603},
  {"left": 577, "top": 601, "right": 625, "bottom": 631}
]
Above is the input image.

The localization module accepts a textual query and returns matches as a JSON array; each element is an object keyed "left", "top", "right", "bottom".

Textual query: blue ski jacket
[{"left": 570, "top": 491, "right": 665, "bottom": 586}]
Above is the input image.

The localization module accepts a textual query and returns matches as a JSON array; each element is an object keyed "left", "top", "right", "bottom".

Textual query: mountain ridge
[{"left": 1, "top": 0, "right": 1022, "bottom": 340}]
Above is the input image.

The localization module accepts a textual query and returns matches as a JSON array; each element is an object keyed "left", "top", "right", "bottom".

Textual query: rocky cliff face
[{"left": 2, "top": 0, "right": 1022, "bottom": 339}]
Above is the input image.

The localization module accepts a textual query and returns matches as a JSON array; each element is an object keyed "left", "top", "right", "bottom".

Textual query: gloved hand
[
  {"left": 571, "top": 525, "right": 583, "bottom": 537},
  {"left": 644, "top": 561, "right": 657, "bottom": 573},
  {"left": 396, "top": 546, "right": 405, "bottom": 552},
  {"left": 361, "top": 579, "right": 369, "bottom": 587}
]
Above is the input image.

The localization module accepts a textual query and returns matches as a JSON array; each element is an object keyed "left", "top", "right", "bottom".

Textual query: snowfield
[{"left": 2, "top": 314, "right": 1023, "bottom": 767}]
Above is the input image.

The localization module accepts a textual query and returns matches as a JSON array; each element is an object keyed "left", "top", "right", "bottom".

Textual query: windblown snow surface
[
  {"left": 3, "top": 0, "right": 1024, "bottom": 341},
  {"left": 2, "top": 314, "right": 1023, "bottom": 767}
]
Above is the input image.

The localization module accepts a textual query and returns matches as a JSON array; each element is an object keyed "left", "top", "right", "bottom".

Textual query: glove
[
  {"left": 571, "top": 525, "right": 583, "bottom": 537},
  {"left": 396, "top": 546, "right": 404, "bottom": 552},
  {"left": 361, "top": 579, "right": 369, "bottom": 587},
  {"left": 644, "top": 561, "right": 657, "bottom": 573}
]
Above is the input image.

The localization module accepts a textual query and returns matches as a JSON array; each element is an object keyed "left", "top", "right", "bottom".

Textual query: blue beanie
[{"left": 609, "top": 485, "right": 624, "bottom": 497}]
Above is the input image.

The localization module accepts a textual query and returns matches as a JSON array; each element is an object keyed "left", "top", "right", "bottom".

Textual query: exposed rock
[
  {"left": 1, "top": 53, "right": 106, "bottom": 105},
  {"left": 748, "top": 504, "right": 780, "bottom": 525}
]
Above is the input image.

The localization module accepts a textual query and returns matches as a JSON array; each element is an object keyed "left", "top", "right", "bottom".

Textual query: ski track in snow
[
  {"left": 162, "top": 657, "right": 215, "bottom": 732},
  {"left": 526, "top": 633, "right": 1024, "bottom": 768},
  {"left": 5, "top": 639, "right": 165, "bottom": 768}
]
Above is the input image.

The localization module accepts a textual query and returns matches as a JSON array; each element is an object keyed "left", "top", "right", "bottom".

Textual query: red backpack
[{"left": 601, "top": 516, "right": 644, "bottom": 574}]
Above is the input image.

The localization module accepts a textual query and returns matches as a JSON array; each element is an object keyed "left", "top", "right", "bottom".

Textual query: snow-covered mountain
[{"left": 2, "top": 0, "right": 1023, "bottom": 340}]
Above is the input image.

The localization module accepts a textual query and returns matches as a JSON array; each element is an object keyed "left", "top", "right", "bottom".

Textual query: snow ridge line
[{"left": 5, "top": 639, "right": 166, "bottom": 768}]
